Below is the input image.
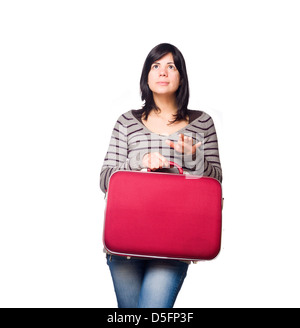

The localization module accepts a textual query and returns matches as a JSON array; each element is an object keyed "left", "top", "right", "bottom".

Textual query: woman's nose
[{"left": 159, "top": 68, "right": 167, "bottom": 76}]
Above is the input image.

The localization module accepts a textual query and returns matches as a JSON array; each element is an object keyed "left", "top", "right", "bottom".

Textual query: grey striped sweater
[{"left": 100, "top": 109, "right": 222, "bottom": 193}]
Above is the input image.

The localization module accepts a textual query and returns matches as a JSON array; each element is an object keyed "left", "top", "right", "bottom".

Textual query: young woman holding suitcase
[{"left": 100, "top": 43, "right": 222, "bottom": 308}]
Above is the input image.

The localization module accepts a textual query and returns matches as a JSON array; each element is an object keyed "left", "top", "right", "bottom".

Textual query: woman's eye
[
  {"left": 168, "top": 65, "right": 176, "bottom": 70},
  {"left": 152, "top": 64, "right": 159, "bottom": 69}
]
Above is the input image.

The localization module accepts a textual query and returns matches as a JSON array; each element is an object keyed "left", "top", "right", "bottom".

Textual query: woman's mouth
[{"left": 157, "top": 82, "right": 169, "bottom": 86}]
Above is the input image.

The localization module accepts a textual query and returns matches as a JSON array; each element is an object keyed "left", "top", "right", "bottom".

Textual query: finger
[
  {"left": 183, "top": 136, "right": 193, "bottom": 147},
  {"left": 192, "top": 142, "right": 202, "bottom": 154},
  {"left": 151, "top": 159, "right": 164, "bottom": 169},
  {"left": 173, "top": 142, "right": 184, "bottom": 153},
  {"left": 159, "top": 158, "right": 165, "bottom": 168},
  {"left": 165, "top": 139, "right": 175, "bottom": 149},
  {"left": 194, "top": 141, "right": 202, "bottom": 149},
  {"left": 152, "top": 158, "right": 160, "bottom": 169},
  {"left": 153, "top": 152, "right": 169, "bottom": 168},
  {"left": 157, "top": 153, "right": 170, "bottom": 167},
  {"left": 178, "top": 134, "right": 184, "bottom": 152},
  {"left": 147, "top": 154, "right": 157, "bottom": 169}
]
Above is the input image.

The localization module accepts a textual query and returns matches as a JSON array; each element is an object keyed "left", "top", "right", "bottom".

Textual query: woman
[{"left": 100, "top": 43, "right": 222, "bottom": 308}]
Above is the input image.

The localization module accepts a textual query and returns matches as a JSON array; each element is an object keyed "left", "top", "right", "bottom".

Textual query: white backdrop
[{"left": 1, "top": 0, "right": 299, "bottom": 308}]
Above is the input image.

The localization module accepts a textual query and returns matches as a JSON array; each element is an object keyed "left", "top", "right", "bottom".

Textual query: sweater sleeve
[
  {"left": 99, "top": 117, "right": 145, "bottom": 193},
  {"left": 202, "top": 117, "right": 222, "bottom": 182},
  {"left": 174, "top": 114, "right": 222, "bottom": 183}
]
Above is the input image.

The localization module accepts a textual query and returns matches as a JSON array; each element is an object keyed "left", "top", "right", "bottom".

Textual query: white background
[{"left": 0, "top": 0, "right": 299, "bottom": 308}]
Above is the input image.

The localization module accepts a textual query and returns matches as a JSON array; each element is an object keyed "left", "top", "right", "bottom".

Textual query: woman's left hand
[{"left": 165, "top": 134, "right": 201, "bottom": 155}]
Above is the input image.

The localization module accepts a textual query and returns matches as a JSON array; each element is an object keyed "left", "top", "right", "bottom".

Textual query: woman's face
[{"left": 147, "top": 53, "right": 181, "bottom": 97}]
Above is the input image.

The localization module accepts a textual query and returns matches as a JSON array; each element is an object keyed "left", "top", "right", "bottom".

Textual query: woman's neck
[{"left": 152, "top": 93, "right": 178, "bottom": 117}]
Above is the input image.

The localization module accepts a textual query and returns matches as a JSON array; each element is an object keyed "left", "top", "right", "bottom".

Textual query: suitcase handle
[{"left": 147, "top": 161, "right": 184, "bottom": 175}]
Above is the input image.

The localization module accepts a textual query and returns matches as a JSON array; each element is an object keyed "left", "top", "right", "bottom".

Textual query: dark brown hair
[{"left": 140, "top": 43, "right": 190, "bottom": 123}]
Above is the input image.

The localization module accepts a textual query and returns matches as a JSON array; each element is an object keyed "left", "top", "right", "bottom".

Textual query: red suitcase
[{"left": 103, "top": 162, "right": 223, "bottom": 261}]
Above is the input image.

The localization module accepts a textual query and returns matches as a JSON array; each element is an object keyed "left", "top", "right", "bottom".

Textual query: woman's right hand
[{"left": 142, "top": 152, "right": 170, "bottom": 171}]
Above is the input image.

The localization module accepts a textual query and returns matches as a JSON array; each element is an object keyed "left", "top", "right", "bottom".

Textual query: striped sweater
[{"left": 100, "top": 109, "right": 222, "bottom": 193}]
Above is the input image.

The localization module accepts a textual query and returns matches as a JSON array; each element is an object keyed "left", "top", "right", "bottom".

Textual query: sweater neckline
[{"left": 130, "top": 109, "right": 203, "bottom": 138}]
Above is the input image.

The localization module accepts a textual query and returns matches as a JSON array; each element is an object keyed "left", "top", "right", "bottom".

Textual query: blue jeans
[{"left": 106, "top": 255, "right": 189, "bottom": 308}]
